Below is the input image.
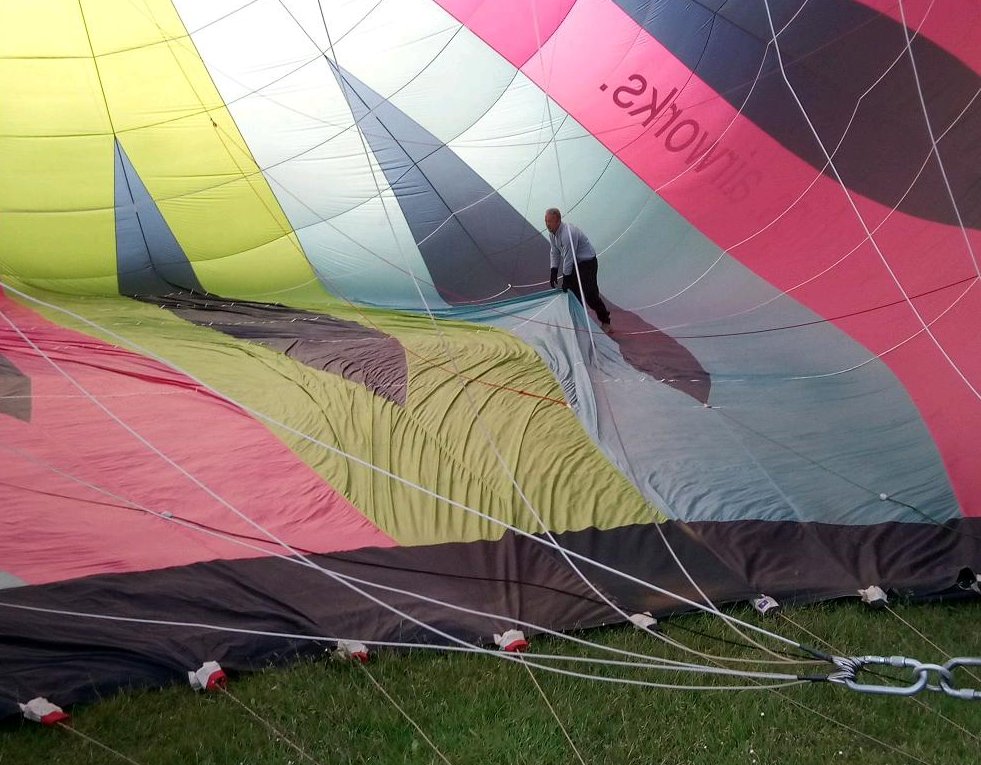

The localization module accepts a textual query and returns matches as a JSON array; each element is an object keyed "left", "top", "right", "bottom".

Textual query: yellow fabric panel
[
  {"left": 0, "top": 35, "right": 115, "bottom": 284},
  {"left": 0, "top": 211, "right": 115, "bottom": 279},
  {"left": 191, "top": 232, "right": 319, "bottom": 297},
  {"left": 15, "top": 288, "right": 662, "bottom": 545},
  {"left": 98, "top": 43, "right": 221, "bottom": 133},
  {"left": 0, "top": 59, "right": 110, "bottom": 136},
  {"left": 4, "top": 274, "right": 123, "bottom": 294},
  {"left": 155, "top": 177, "right": 293, "bottom": 262},
  {"left": 0, "top": 0, "right": 318, "bottom": 296},
  {"left": 80, "top": 0, "right": 188, "bottom": 56},
  {"left": 0, "top": 1, "right": 90, "bottom": 58},
  {"left": 93, "top": 0, "right": 316, "bottom": 294},
  {"left": 0, "top": 136, "right": 109, "bottom": 212}
]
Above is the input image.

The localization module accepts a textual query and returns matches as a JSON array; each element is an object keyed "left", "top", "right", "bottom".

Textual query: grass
[{"left": 2, "top": 599, "right": 980, "bottom": 765}]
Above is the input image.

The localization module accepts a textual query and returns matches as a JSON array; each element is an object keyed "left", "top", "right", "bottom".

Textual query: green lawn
[{"left": 2, "top": 599, "right": 980, "bottom": 765}]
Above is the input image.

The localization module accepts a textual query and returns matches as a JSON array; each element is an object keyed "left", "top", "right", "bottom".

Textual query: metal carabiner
[
  {"left": 940, "top": 658, "right": 981, "bottom": 701},
  {"left": 833, "top": 655, "right": 930, "bottom": 697},
  {"left": 843, "top": 672, "right": 930, "bottom": 697}
]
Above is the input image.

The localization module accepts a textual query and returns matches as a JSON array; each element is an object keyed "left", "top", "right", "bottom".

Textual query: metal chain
[{"left": 827, "top": 655, "right": 981, "bottom": 700}]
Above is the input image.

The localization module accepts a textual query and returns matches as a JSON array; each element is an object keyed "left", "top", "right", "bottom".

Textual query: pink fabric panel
[
  {"left": 853, "top": 0, "right": 981, "bottom": 72},
  {"left": 437, "top": 0, "right": 981, "bottom": 515},
  {"left": 442, "top": 0, "right": 576, "bottom": 67},
  {"left": 0, "top": 295, "right": 396, "bottom": 585}
]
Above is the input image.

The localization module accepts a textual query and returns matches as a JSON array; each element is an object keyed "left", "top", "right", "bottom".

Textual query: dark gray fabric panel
[
  {"left": 114, "top": 139, "right": 203, "bottom": 296},
  {"left": 332, "top": 66, "right": 545, "bottom": 303},
  {"left": 140, "top": 293, "right": 408, "bottom": 405},
  {"left": 605, "top": 300, "right": 711, "bottom": 403},
  {"left": 0, "top": 352, "right": 30, "bottom": 422}
]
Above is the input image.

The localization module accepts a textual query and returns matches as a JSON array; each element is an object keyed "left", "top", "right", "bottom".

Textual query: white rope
[
  {"left": 897, "top": 0, "right": 979, "bottom": 278},
  {"left": 306, "top": 6, "right": 814, "bottom": 667},
  {"left": 0, "top": 601, "right": 803, "bottom": 691},
  {"left": 1, "top": 443, "right": 807, "bottom": 676},
  {"left": 0, "top": 281, "right": 810, "bottom": 651}
]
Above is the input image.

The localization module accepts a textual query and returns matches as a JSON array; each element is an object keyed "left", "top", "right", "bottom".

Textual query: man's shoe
[{"left": 601, "top": 321, "right": 612, "bottom": 333}]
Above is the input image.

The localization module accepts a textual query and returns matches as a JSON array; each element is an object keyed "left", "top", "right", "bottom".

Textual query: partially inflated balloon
[{"left": 1, "top": 0, "right": 978, "bottom": 714}]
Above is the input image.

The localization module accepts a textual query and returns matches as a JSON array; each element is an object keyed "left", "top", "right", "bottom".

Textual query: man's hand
[{"left": 549, "top": 268, "right": 558, "bottom": 289}]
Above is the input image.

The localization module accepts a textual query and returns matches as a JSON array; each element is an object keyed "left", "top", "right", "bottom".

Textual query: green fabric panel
[{"left": 13, "top": 286, "right": 664, "bottom": 545}]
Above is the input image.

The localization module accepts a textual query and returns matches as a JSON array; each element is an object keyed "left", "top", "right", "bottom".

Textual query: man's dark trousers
[{"left": 562, "top": 257, "right": 610, "bottom": 324}]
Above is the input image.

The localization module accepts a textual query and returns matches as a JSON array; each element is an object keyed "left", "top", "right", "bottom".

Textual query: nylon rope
[
  {"left": 0, "top": 600, "right": 809, "bottom": 692},
  {"left": 219, "top": 687, "right": 328, "bottom": 765},
  {"left": 56, "top": 723, "right": 145, "bottom": 765},
  {"left": 519, "top": 657, "right": 588, "bottom": 765},
  {"left": 358, "top": 662, "right": 454, "bottom": 765}
]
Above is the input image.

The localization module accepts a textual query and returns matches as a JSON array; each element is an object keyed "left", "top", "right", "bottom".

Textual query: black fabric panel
[
  {"left": 0, "top": 352, "right": 30, "bottom": 422},
  {"left": 331, "top": 65, "right": 547, "bottom": 303},
  {"left": 139, "top": 293, "right": 408, "bottom": 405},
  {"left": 555, "top": 518, "right": 981, "bottom": 613},
  {"left": 0, "top": 534, "right": 615, "bottom": 718},
  {"left": 613, "top": 0, "right": 981, "bottom": 228},
  {"left": 2, "top": 519, "right": 979, "bottom": 717},
  {"left": 688, "top": 517, "right": 981, "bottom": 601}
]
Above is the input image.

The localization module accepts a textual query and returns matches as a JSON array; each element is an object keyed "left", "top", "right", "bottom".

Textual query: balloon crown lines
[{"left": 600, "top": 74, "right": 762, "bottom": 203}]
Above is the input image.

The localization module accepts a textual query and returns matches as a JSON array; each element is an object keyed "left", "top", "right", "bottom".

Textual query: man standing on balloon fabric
[{"left": 545, "top": 208, "right": 611, "bottom": 332}]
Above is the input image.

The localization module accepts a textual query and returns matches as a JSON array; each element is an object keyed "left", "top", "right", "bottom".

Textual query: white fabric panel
[
  {"left": 298, "top": 194, "right": 442, "bottom": 307},
  {"left": 173, "top": 0, "right": 444, "bottom": 307}
]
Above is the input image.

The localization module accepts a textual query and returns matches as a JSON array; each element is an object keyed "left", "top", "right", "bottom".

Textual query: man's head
[{"left": 544, "top": 207, "right": 561, "bottom": 234}]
